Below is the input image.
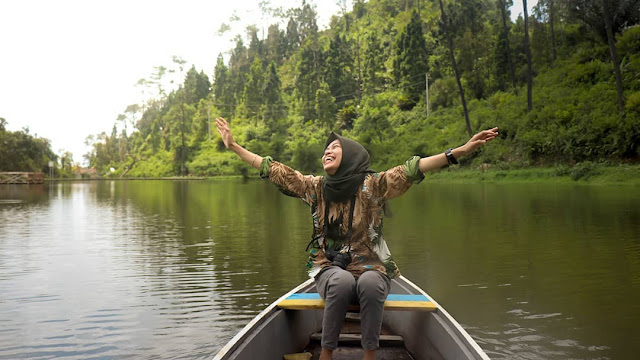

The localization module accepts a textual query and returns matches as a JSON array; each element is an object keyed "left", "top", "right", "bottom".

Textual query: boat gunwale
[
  {"left": 396, "top": 275, "right": 490, "bottom": 360},
  {"left": 213, "top": 278, "right": 315, "bottom": 360}
]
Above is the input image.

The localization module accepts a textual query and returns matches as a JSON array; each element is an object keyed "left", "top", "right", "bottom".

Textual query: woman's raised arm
[
  {"left": 418, "top": 127, "right": 499, "bottom": 173},
  {"left": 215, "top": 117, "right": 263, "bottom": 169}
]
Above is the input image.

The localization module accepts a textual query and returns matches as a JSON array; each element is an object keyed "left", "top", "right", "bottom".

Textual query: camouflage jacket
[{"left": 260, "top": 156, "right": 424, "bottom": 279}]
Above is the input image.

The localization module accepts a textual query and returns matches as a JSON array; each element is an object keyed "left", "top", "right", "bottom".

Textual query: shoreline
[
  {"left": 422, "top": 164, "right": 640, "bottom": 186},
  {"left": 42, "top": 164, "right": 640, "bottom": 186}
]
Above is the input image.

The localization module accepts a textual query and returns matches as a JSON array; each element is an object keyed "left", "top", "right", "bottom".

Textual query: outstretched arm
[
  {"left": 216, "top": 117, "right": 317, "bottom": 202},
  {"left": 418, "top": 127, "right": 499, "bottom": 173},
  {"left": 215, "top": 117, "right": 263, "bottom": 169}
]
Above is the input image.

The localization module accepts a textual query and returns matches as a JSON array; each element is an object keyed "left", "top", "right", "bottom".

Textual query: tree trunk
[
  {"left": 499, "top": 0, "right": 518, "bottom": 93},
  {"left": 121, "top": 158, "right": 142, "bottom": 178},
  {"left": 355, "top": 0, "right": 363, "bottom": 103},
  {"left": 523, "top": 0, "right": 533, "bottom": 112},
  {"left": 549, "top": 0, "right": 557, "bottom": 61},
  {"left": 438, "top": 0, "right": 472, "bottom": 136},
  {"left": 601, "top": 0, "right": 625, "bottom": 112}
]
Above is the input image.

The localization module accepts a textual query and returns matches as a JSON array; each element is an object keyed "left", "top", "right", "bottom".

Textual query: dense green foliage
[
  {"left": 86, "top": 0, "right": 640, "bottom": 178},
  {"left": 0, "top": 118, "right": 67, "bottom": 176}
]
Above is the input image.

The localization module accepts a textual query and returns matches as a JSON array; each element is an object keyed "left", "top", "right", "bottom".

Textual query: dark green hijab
[{"left": 322, "top": 132, "right": 374, "bottom": 203}]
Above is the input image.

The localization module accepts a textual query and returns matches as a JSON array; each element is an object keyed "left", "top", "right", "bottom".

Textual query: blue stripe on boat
[
  {"left": 286, "top": 293, "right": 430, "bottom": 302},
  {"left": 386, "top": 294, "right": 430, "bottom": 301}
]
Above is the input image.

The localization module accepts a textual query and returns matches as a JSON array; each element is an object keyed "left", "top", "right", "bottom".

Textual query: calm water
[{"left": 0, "top": 180, "right": 639, "bottom": 359}]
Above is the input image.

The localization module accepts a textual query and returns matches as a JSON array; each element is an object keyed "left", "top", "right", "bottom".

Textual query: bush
[
  {"left": 554, "top": 165, "right": 571, "bottom": 177},
  {"left": 127, "top": 151, "right": 174, "bottom": 177},
  {"left": 430, "top": 77, "right": 458, "bottom": 110},
  {"left": 336, "top": 104, "right": 358, "bottom": 131},
  {"left": 618, "top": 26, "right": 640, "bottom": 90},
  {"left": 394, "top": 94, "right": 416, "bottom": 111},
  {"left": 626, "top": 92, "right": 640, "bottom": 114},
  {"left": 570, "top": 161, "right": 599, "bottom": 180},
  {"left": 617, "top": 26, "right": 640, "bottom": 57},
  {"left": 566, "top": 59, "right": 612, "bottom": 86}
]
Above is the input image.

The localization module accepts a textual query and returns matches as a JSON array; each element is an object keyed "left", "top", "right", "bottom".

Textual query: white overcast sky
[{"left": 0, "top": 0, "right": 535, "bottom": 164}]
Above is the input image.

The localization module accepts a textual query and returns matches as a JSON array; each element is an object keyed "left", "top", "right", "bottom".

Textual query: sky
[{"left": 0, "top": 0, "right": 536, "bottom": 165}]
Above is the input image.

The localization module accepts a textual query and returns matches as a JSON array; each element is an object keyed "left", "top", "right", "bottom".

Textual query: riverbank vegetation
[
  {"left": 0, "top": 118, "right": 76, "bottom": 177},
  {"left": 80, "top": 1, "right": 639, "bottom": 180},
  {"left": 423, "top": 162, "right": 640, "bottom": 185}
]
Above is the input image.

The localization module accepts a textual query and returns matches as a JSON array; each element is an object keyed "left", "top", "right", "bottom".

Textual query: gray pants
[{"left": 315, "top": 266, "right": 391, "bottom": 350}]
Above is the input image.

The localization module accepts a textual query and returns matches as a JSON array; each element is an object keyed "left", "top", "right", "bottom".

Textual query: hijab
[
  {"left": 309, "top": 133, "right": 388, "bottom": 251},
  {"left": 322, "top": 132, "right": 374, "bottom": 203}
]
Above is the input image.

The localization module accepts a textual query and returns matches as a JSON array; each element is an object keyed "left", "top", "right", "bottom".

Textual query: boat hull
[{"left": 213, "top": 276, "right": 489, "bottom": 360}]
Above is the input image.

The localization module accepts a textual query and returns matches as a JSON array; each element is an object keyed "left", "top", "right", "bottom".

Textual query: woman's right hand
[{"left": 215, "top": 117, "right": 235, "bottom": 149}]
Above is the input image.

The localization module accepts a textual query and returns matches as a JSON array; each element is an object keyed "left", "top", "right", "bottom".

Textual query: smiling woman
[
  {"left": 214, "top": 116, "right": 497, "bottom": 360},
  {"left": 322, "top": 139, "right": 342, "bottom": 175}
]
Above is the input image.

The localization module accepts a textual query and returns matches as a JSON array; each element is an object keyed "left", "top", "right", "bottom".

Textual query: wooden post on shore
[{"left": 426, "top": 73, "right": 430, "bottom": 118}]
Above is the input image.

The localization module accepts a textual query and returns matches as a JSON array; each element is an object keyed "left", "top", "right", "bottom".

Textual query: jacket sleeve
[
  {"left": 370, "top": 156, "right": 424, "bottom": 200},
  {"left": 259, "top": 156, "right": 319, "bottom": 205}
]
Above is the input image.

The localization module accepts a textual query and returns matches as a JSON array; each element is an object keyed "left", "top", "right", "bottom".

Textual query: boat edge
[
  {"left": 212, "top": 278, "right": 315, "bottom": 360},
  {"left": 398, "top": 275, "right": 491, "bottom": 360}
]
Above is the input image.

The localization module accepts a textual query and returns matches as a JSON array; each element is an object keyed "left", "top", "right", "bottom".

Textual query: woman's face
[{"left": 322, "top": 139, "right": 342, "bottom": 175}]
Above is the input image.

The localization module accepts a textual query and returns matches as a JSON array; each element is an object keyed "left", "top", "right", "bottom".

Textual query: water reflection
[
  {"left": 386, "top": 183, "right": 640, "bottom": 360},
  {"left": 0, "top": 181, "right": 639, "bottom": 359}
]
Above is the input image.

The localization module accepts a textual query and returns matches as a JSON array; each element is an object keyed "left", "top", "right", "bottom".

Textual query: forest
[
  {"left": 78, "top": 0, "right": 640, "bottom": 178},
  {"left": 0, "top": 118, "right": 76, "bottom": 176}
]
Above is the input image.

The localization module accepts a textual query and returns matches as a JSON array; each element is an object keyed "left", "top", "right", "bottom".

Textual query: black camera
[{"left": 324, "top": 249, "right": 352, "bottom": 270}]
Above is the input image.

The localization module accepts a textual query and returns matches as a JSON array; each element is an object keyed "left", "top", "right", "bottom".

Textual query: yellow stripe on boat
[
  {"left": 277, "top": 293, "right": 437, "bottom": 312},
  {"left": 277, "top": 298, "right": 326, "bottom": 310}
]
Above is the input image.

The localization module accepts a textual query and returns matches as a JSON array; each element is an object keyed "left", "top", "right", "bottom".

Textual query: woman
[{"left": 215, "top": 117, "right": 498, "bottom": 360}]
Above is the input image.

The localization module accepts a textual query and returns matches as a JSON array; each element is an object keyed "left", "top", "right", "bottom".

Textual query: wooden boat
[{"left": 213, "top": 275, "right": 489, "bottom": 360}]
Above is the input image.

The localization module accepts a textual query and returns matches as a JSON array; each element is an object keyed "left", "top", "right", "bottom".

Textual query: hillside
[{"left": 83, "top": 0, "right": 640, "bottom": 178}]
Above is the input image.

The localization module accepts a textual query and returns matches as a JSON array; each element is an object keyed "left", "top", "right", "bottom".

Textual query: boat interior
[
  {"left": 299, "top": 311, "right": 418, "bottom": 360},
  {"left": 216, "top": 277, "right": 485, "bottom": 360}
]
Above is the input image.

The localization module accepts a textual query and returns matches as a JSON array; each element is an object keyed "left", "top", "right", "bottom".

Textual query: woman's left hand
[{"left": 463, "top": 127, "right": 499, "bottom": 154}]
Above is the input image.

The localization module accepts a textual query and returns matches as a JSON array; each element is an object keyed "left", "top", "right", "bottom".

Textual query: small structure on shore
[
  {"left": 73, "top": 167, "right": 99, "bottom": 179},
  {"left": 0, "top": 172, "right": 45, "bottom": 184}
]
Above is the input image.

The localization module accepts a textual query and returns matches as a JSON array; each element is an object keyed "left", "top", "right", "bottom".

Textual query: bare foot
[
  {"left": 319, "top": 348, "right": 333, "bottom": 360},
  {"left": 362, "top": 349, "right": 376, "bottom": 360}
]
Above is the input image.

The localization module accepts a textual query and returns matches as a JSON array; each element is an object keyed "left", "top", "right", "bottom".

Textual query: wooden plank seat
[
  {"left": 309, "top": 333, "right": 404, "bottom": 346},
  {"left": 277, "top": 293, "right": 437, "bottom": 312}
]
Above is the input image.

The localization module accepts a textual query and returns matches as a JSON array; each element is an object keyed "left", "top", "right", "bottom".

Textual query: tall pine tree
[
  {"left": 213, "top": 54, "right": 234, "bottom": 117},
  {"left": 325, "top": 33, "right": 357, "bottom": 103},
  {"left": 244, "top": 58, "right": 265, "bottom": 122},
  {"left": 394, "top": 10, "right": 429, "bottom": 104},
  {"left": 363, "top": 32, "right": 384, "bottom": 95},
  {"left": 263, "top": 61, "right": 285, "bottom": 123}
]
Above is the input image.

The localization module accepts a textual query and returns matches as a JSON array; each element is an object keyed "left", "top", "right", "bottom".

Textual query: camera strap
[
  {"left": 346, "top": 195, "right": 356, "bottom": 249},
  {"left": 304, "top": 233, "right": 322, "bottom": 252}
]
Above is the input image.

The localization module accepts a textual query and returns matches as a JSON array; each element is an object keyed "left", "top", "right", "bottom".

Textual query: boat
[{"left": 213, "top": 275, "right": 490, "bottom": 360}]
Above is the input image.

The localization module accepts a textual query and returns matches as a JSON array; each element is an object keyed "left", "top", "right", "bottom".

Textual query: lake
[{"left": 1, "top": 179, "right": 639, "bottom": 359}]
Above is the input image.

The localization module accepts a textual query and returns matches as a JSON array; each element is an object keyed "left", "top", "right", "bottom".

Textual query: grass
[{"left": 422, "top": 163, "right": 640, "bottom": 186}]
